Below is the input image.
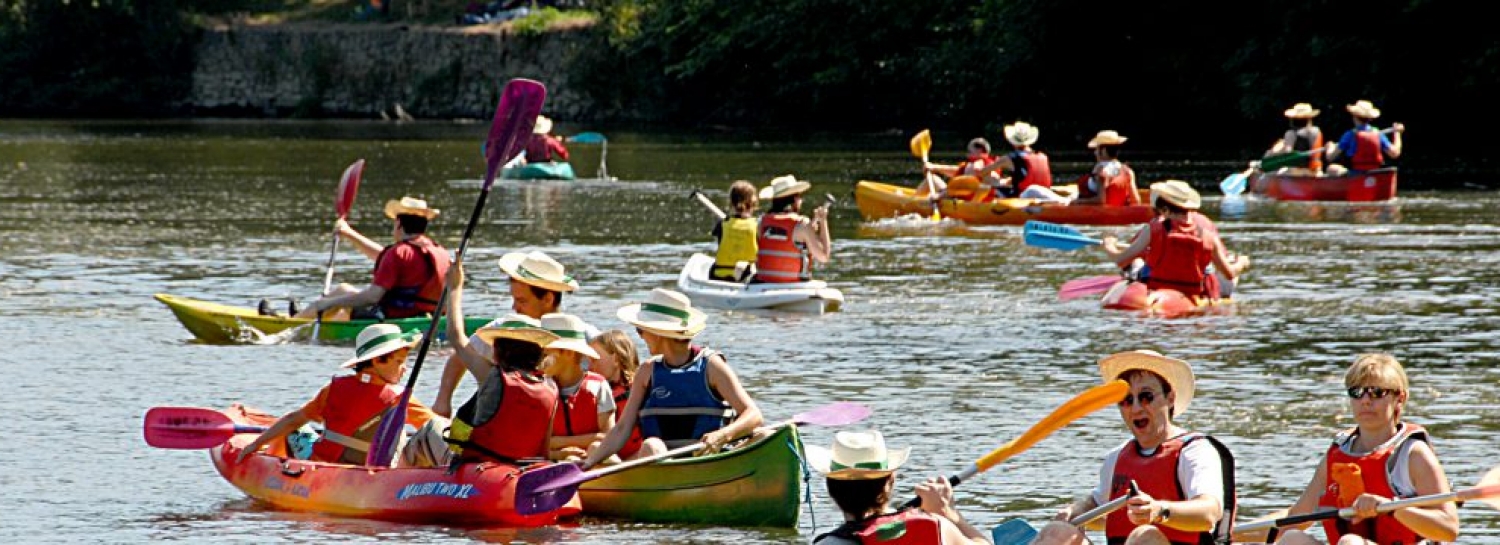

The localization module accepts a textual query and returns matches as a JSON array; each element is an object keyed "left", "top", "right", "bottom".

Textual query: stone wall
[{"left": 189, "top": 23, "right": 598, "bottom": 120}]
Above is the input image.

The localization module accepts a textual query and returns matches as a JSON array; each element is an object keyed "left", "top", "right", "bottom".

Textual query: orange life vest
[
  {"left": 1319, "top": 424, "right": 1430, "bottom": 545},
  {"left": 1012, "top": 150, "right": 1053, "bottom": 194},
  {"left": 755, "top": 213, "right": 809, "bottom": 283},
  {"left": 1105, "top": 433, "right": 1235, "bottom": 545},
  {"left": 553, "top": 372, "right": 608, "bottom": 437},
  {"left": 311, "top": 375, "right": 401, "bottom": 464},
  {"left": 1292, "top": 129, "right": 1325, "bottom": 171},
  {"left": 815, "top": 508, "right": 945, "bottom": 544},
  {"left": 1352, "top": 129, "right": 1385, "bottom": 171},
  {"left": 461, "top": 369, "right": 558, "bottom": 463},
  {"left": 1077, "top": 163, "right": 1137, "bottom": 206},
  {"left": 1143, "top": 216, "right": 1216, "bottom": 299},
  {"left": 373, "top": 236, "right": 449, "bottom": 318}
]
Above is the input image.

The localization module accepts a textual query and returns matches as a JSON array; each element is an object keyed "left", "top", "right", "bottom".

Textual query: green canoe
[
  {"left": 501, "top": 161, "right": 576, "bottom": 180},
  {"left": 154, "top": 293, "right": 491, "bottom": 344},
  {"left": 579, "top": 425, "right": 805, "bottom": 527}
]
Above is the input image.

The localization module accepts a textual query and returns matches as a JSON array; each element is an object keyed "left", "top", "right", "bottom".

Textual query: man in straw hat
[
  {"left": 536, "top": 313, "right": 618, "bottom": 462},
  {"left": 1100, "top": 181, "right": 1246, "bottom": 301},
  {"left": 1265, "top": 102, "right": 1327, "bottom": 175},
  {"left": 294, "top": 196, "right": 449, "bottom": 322},
  {"left": 432, "top": 250, "right": 579, "bottom": 418},
  {"left": 236, "top": 324, "right": 439, "bottom": 466},
  {"left": 974, "top": 121, "right": 1067, "bottom": 203},
  {"left": 581, "top": 288, "right": 763, "bottom": 466},
  {"left": 753, "top": 174, "right": 831, "bottom": 284},
  {"left": 523, "top": 114, "right": 570, "bottom": 164},
  {"left": 1037, "top": 350, "right": 1236, "bottom": 545},
  {"left": 809, "top": 430, "right": 989, "bottom": 545},
  {"left": 1326, "top": 100, "right": 1404, "bottom": 174},
  {"left": 1071, "top": 130, "right": 1142, "bottom": 207}
]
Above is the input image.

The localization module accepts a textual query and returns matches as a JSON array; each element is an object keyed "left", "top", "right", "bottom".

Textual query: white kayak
[{"left": 676, "top": 253, "right": 844, "bottom": 314}]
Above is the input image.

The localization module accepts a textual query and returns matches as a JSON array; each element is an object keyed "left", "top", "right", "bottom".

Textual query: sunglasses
[
  {"left": 1347, "top": 386, "right": 1400, "bottom": 400},
  {"left": 1119, "top": 391, "right": 1158, "bottom": 407}
]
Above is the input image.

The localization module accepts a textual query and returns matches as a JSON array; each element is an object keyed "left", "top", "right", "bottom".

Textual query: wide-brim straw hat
[
  {"left": 1088, "top": 130, "right": 1128, "bottom": 148},
  {"left": 499, "top": 251, "right": 580, "bottom": 293},
  {"left": 384, "top": 196, "right": 441, "bottom": 219},
  {"left": 1346, "top": 100, "right": 1381, "bottom": 119},
  {"left": 1098, "top": 350, "right": 1195, "bottom": 417},
  {"left": 806, "top": 430, "right": 912, "bottom": 480},
  {"left": 1004, "top": 121, "right": 1040, "bottom": 146},
  {"left": 759, "top": 175, "right": 812, "bottom": 200},
  {"left": 1149, "top": 180, "right": 1202, "bottom": 210},
  {"left": 1284, "top": 103, "right": 1320, "bottom": 119},
  {"left": 616, "top": 288, "right": 708, "bottom": 340},
  {"left": 340, "top": 324, "right": 422, "bottom": 368},
  {"left": 473, "top": 313, "right": 558, "bottom": 347},
  {"left": 540, "top": 313, "right": 600, "bottom": 359},
  {"left": 534, "top": 115, "right": 554, "bottom": 135}
]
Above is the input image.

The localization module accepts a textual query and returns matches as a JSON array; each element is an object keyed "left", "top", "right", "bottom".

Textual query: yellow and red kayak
[
  {"left": 854, "top": 180, "right": 1153, "bottom": 226},
  {"left": 208, "top": 405, "right": 581, "bottom": 525}
]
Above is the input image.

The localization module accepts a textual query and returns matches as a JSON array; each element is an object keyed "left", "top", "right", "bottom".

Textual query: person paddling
[
  {"left": 710, "top": 180, "right": 760, "bottom": 282},
  {"left": 292, "top": 197, "right": 448, "bottom": 321},
  {"left": 1100, "top": 181, "right": 1244, "bottom": 302},
  {"left": 523, "top": 115, "right": 569, "bottom": 164},
  {"left": 924, "top": 137, "right": 1001, "bottom": 201},
  {"left": 537, "top": 313, "right": 615, "bottom": 462},
  {"left": 1325, "top": 100, "right": 1404, "bottom": 176},
  {"left": 810, "top": 430, "right": 989, "bottom": 545},
  {"left": 753, "top": 175, "right": 831, "bottom": 284},
  {"left": 972, "top": 121, "right": 1062, "bottom": 203},
  {"left": 1070, "top": 131, "right": 1142, "bottom": 207},
  {"left": 1266, "top": 103, "right": 1326, "bottom": 176}
]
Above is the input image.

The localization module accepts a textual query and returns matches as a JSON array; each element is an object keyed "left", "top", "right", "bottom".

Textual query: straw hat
[
  {"left": 1149, "top": 180, "right": 1202, "bottom": 210},
  {"left": 533, "top": 115, "right": 554, "bottom": 135},
  {"left": 1346, "top": 100, "right": 1381, "bottom": 119},
  {"left": 759, "top": 175, "right": 812, "bottom": 200},
  {"left": 1098, "top": 350, "right": 1195, "bottom": 417},
  {"left": 498, "top": 251, "right": 580, "bottom": 293},
  {"left": 616, "top": 288, "right": 708, "bottom": 340},
  {"left": 806, "top": 430, "right": 912, "bottom": 480},
  {"left": 1004, "top": 121, "right": 1040, "bottom": 146},
  {"left": 1283, "top": 103, "right": 1320, "bottom": 119},
  {"left": 540, "top": 313, "right": 600, "bottom": 359},
  {"left": 383, "top": 196, "right": 440, "bottom": 219},
  {"left": 1087, "top": 130, "right": 1128, "bottom": 148},
  {"left": 340, "top": 324, "right": 422, "bottom": 368},
  {"left": 473, "top": 313, "right": 558, "bottom": 347}
]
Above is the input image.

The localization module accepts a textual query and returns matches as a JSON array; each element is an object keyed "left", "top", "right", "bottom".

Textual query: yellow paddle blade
[
  {"left": 909, "top": 129, "right": 932, "bottom": 159},
  {"left": 975, "top": 380, "right": 1128, "bottom": 472}
]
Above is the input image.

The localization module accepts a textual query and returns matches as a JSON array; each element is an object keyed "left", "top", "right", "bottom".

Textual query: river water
[{"left": 1, "top": 120, "right": 1496, "bottom": 543}]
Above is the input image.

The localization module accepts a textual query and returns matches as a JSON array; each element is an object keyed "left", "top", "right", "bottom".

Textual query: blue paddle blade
[
  {"left": 992, "top": 518, "right": 1039, "bottom": 545},
  {"left": 570, "top": 132, "right": 607, "bottom": 144},
  {"left": 1220, "top": 171, "right": 1247, "bottom": 196},
  {"left": 1022, "top": 220, "right": 1102, "bottom": 251}
]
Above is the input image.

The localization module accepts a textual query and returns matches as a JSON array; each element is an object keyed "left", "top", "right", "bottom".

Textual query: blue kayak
[{"left": 501, "top": 162, "right": 576, "bottom": 180}]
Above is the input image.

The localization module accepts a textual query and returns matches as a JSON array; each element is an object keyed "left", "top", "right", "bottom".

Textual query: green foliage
[{"left": 511, "top": 6, "right": 597, "bottom": 36}]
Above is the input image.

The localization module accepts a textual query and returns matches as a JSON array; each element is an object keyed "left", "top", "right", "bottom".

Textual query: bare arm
[
  {"left": 1128, "top": 491, "right": 1222, "bottom": 533},
  {"left": 312, "top": 284, "right": 386, "bottom": 314},
  {"left": 431, "top": 354, "right": 467, "bottom": 418},
  {"left": 1070, "top": 166, "right": 1106, "bottom": 205},
  {"left": 236, "top": 409, "right": 312, "bottom": 463},
  {"left": 581, "top": 361, "right": 652, "bottom": 468},
  {"left": 443, "top": 263, "right": 492, "bottom": 382},
  {"left": 916, "top": 476, "right": 991, "bottom": 545},
  {"left": 973, "top": 154, "right": 1015, "bottom": 178},
  {"left": 1387, "top": 441, "right": 1458, "bottom": 541},
  {"left": 1101, "top": 225, "right": 1150, "bottom": 264},
  {"left": 798, "top": 213, "right": 832, "bottom": 265},
  {"left": 1386, "top": 123, "right": 1404, "bottom": 159},
  {"left": 924, "top": 162, "right": 961, "bottom": 177},
  {"left": 697, "top": 354, "right": 763, "bottom": 455},
  {"left": 336, "top": 218, "right": 384, "bottom": 260}
]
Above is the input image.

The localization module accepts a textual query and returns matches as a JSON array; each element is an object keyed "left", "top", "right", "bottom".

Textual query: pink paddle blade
[
  {"left": 792, "top": 401, "right": 871, "bottom": 426},
  {"left": 143, "top": 406, "right": 266, "bottom": 449},
  {"left": 481, "top": 79, "right": 547, "bottom": 190},
  {"left": 1059, "top": 275, "right": 1121, "bottom": 301},
  {"left": 336, "top": 159, "right": 364, "bottom": 218}
]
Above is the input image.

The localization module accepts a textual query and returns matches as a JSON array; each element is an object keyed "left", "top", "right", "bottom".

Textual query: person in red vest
[
  {"left": 1326, "top": 100, "right": 1404, "bottom": 175},
  {"left": 1247, "top": 353, "right": 1459, "bottom": 545},
  {"left": 975, "top": 121, "right": 1064, "bottom": 203},
  {"left": 235, "top": 324, "right": 437, "bottom": 466},
  {"left": 1101, "top": 181, "right": 1242, "bottom": 302},
  {"left": 1037, "top": 351, "right": 1236, "bottom": 545},
  {"left": 537, "top": 313, "right": 615, "bottom": 462},
  {"left": 924, "top": 138, "right": 1001, "bottom": 201},
  {"left": 752, "top": 175, "right": 831, "bottom": 284},
  {"left": 523, "top": 115, "right": 570, "bottom": 164},
  {"left": 1266, "top": 102, "right": 1326, "bottom": 175},
  {"left": 809, "top": 430, "right": 988, "bottom": 545},
  {"left": 294, "top": 196, "right": 449, "bottom": 321},
  {"left": 1071, "top": 130, "right": 1142, "bottom": 207}
]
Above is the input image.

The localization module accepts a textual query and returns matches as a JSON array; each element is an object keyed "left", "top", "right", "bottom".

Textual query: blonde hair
[
  {"left": 593, "top": 329, "right": 641, "bottom": 385},
  {"left": 728, "top": 181, "right": 759, "bottom": 218},
  {"left": 1344, "top": 353, "right": 1409, "bottom": 392}
]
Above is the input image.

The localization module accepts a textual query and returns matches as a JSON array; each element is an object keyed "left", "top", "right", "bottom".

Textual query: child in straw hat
[
  {"left": 294, "top": 196, "right": 449, "bottom": 322},
  {"left": 537, "top": 313, "right": 616, "bottom": 462},
  {"left": 810, "top": 430, "right": 988, "bottom": 545}
]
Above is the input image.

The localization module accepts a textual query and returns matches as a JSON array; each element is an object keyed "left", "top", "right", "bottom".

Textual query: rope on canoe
[{"left": 788, "top": 435, "right": 817, "bottom": 535}]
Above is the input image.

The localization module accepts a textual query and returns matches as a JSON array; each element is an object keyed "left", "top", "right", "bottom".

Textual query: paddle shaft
[
  {"left": 1234, "top": 484, "right": 1493, "bottom": 535},
  {"left": 556, "top": 417, "right": 801, "bottom": 490},
  {"left": 692, "top": 190, "right": 727, "bottom": 220},
  {"left": 309, "top": 222, "right": 342, "bottom": 342}
]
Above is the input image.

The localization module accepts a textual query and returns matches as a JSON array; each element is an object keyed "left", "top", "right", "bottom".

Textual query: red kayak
[
  {"left": 1251, "top": 168, "right": 1397, "bottom": 201},
  {"left": 207, "top": 405, "right": 581, "bottom": 525},
  {"left": 1100, "top": 281, "right": 1231, "bottom": 318}
]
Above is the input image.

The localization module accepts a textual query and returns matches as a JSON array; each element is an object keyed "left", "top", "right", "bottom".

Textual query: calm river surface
[{"left": 1, "top": 119, "right": 1497, "bottom": 543}]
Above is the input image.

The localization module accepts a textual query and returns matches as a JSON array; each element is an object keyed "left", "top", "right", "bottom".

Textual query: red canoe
[
  {"left": 1250, "top": 168, "right": 1397, "bottom": 201},
  {"left": 207, "top": 405, "right": 582, "bottom": 525}
]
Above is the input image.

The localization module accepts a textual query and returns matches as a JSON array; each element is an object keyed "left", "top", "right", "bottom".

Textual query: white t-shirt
[
  {"left": 1336, "top": 427, "right": 1422, "bottom": 497},
  {"left": 1091, "top": 436, "right": 1225, "bottom": 512},
  {"left": 558, "top": 375, "right": 616, "bottom": 415}
]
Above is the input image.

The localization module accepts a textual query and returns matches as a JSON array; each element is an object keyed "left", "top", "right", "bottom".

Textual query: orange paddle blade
[
  {"left": 1470, "top": 465, "right": 1500, "bottom": 510},
  {"left": 909, "top": 129, "right": 932, "bottom": 159},
  {"left": 975, "top": 380, "right": 1128, "bottom": 472}
]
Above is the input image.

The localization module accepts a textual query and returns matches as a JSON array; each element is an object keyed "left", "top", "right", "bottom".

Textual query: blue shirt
[{"left": 1338, "top": 123, "right": 1393, "bottom": 157}]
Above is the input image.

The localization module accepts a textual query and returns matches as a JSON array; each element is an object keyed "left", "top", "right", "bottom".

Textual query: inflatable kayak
[
  {"left": 675, "top": 253, "right": 843, "bottom": 314},
  {"left": 1099, "top": 280, "right": 1231, "bottom": 318},
  {"left": 854, "top": 180, "right": 1153, "bottom": 226},
  {"left": 1251, "top": 167, "right": 1396, "bottom": 201},
  {"left": 154, "top": 293, "right": 491, "bottom": 344},
  {"left": 501, "top": 162, "right": 576, "bottom": 180},
  {"left": 208, "top": 405, "right": 581, "bottom": 525}
]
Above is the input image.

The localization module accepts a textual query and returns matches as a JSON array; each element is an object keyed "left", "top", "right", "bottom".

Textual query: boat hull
[
  {"left": 209, "top": 405, "right": 581, "bottom": 525},
  {"left": 1250, "top": 168, "right": 1397, "bottom": 201},
  {"left": 1099, "top": 280, "right": 1230, "bottom": 318},
  {"left": 578, "top": 425, "right": 804, "bottom": 527},
  {"left": 676, "top": 253, "right": 843, "bottom": 313},
  {"left": 154, "top": 293, "right": 490, "bottom": 344},
  {"left": 501, "top": 162, "right": 576, "bottom": 180},
  {"left": 854, "top": 181, "right": 1153, "bottom": 226}
]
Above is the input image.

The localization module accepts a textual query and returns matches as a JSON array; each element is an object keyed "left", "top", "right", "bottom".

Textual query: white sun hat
[
  {"left": 340, "top": 324, "right": 422, "bottom": 368},
  {"left": 1098, "top": 350, "right": 1196, "bottom": 417},
  {"left": 759, "top": 174, "right": 812, "bottom": 200},
  {"left": 498, "top": 250, "right": 580, "bottom": 293},
  {"left": 806, "top": 430, "right": 912, "bottom": 480},
  {"left": 540, "top": 313, "right": 600, "bottom": 359},
  {"left": 616, "top": 288, "right": 708, "bottom": 340}
]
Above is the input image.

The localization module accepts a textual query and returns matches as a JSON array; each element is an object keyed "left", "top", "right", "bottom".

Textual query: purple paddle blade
[
  {"left": 481, "top": 79, "right": 547, "bottom": 190},
  {"left": 514, "top": 463, "right": 587, "bottom": 516}
]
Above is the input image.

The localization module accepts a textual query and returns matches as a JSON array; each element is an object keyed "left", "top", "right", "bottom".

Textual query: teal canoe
[{"left": 501, "top": 162, "right": 576, "bottom": 180}]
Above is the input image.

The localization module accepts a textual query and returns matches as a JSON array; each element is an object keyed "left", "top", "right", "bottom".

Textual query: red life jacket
[
  {"left": 1014, "top": 151, "right": 1053, "bottom": 193},
  {"left": 1319, "top": 424, "right": 1430, "bottom": 545},
  {"left": 815, "top": 508, "right": 945, "bottom": 544},
  {"left": 1352, "top": 130, "right": 1384, "bottom": 171},
  {"left": 524, "top": 134, "right": 569, "bottom": 162},
  {"left": 755, "top": 213, "right": 809, "bottom": 283},
  {"left": 464, "top": 370, "right": 558, "bottom": 463},
  {"left": 958, "top": 153, "right": 995, "bottom": 176},
  {"left": 611, "top": 381, "right": 645, "bottom": 458},
  {"left": 373, "top": 236, "right": 449, "bottom": 318},
  {"left": 1105, "top": 433, "right": 1232, "bottom": 545},
  {"left": 311, "top": 374, "right": 401, "bottom": 464},
  {"left": 1143, "top": 216, "right": 1215, "bottom": 299},
  {"left": 553, "top": 372, "right": 608, "bottom": 437},
  {"left": 1078, "top": 163, "right": 1136, "bottom": 206}
]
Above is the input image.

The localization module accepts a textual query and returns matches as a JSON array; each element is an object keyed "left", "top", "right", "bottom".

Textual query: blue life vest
[{"left": 638, "top": 347, "right": 734, "bottom": 447}]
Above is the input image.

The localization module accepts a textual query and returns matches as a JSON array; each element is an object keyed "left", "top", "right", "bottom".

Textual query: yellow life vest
[{"left": 713, "top": 217, "right": 759, "bottom": 278}]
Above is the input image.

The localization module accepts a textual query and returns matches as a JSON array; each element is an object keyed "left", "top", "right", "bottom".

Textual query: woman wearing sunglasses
[
  {"left": 1036, "top": 350, "right": 1235, "bottom": 545},
  {"left": 1258, "top": 353, "right": 1459, "bottom": 545}
]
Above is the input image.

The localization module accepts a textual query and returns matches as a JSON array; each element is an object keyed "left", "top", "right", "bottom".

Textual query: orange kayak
[
  {"left": 208, "top": 405, "right": 581, "bottom": 525},
  {"left": 854, "top": 180, "right": 1154, "bottom": 226},
  {"left": 1100, "top": 280, "right": 1231, "bottom": 318}
]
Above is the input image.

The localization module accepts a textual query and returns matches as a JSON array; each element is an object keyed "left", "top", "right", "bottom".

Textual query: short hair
[
  {"left": 1344, "top": 353, "right": 1409, "bottom": 392},
  {"left": 397, "top": 214, "right": 429, "bottom": 234},
  {"left": 728, "top": 181, "right": 760, "bottom": 217},
  {"left": 527, "top": 284, "right": 563, "bottom": 311},
  {"left": 493, "top": 338, "right": 545, "bottom": 372},
  {"left": 1155, "top": 199, "right": 1189, "bottom": 216},
  {"left": 1097, "top": 144, "right": 1122, "bottom": 159},
  {"left": 826, "top": 474, "right": 894, "bottom": 517},
  {"left": 968, "top": 138, "right": 991, "bottom": 154},
  {"left": 769, "top": 194, "right": 800, "bottom": 213},
  {"left": 593, "top": 329, "right": 641, "bottom": 385}
]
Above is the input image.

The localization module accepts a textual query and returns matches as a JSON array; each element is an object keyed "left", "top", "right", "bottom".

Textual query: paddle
[
  {"left": 310, "top": 159, "right": 364, "bottom": 343},
  {"left": 900, "top": 380, "right": 1129, "bottom": 509},
  {"left": 690, "top": 189, "right": 727, "bottom": 220},
  {"left": 1226, "top": 126, "right": 1403, "bottom": 196},
  {"left": 143, "top": 406, "right": 268, "bottom": 450},
  {"left": 989, "top": 480, "right": 1140, "bottom": 544},
  {"left": 1220, "top": 164, "right": 1254, "bottom": 197},
  {"left": 1059, "top": 275, "right": 1123, "bottom": 301},
  {"left": 909, "top": 129, "right": 942, "bottom": 221},
  {"left": 1232, "top": 464, "right": 1500, "bottom": 541},
  {"left": 568, "top": 131, "right": 610, "bottom": 179},
  {"left": 1022, "top": 220, "right": 1102, "bottom": 251},
  {"left": 512, "top": 401, "right": 873, "bottom": 516},
  {"left": 365, "top": 79, "right": 548, "bottom": 467}
]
